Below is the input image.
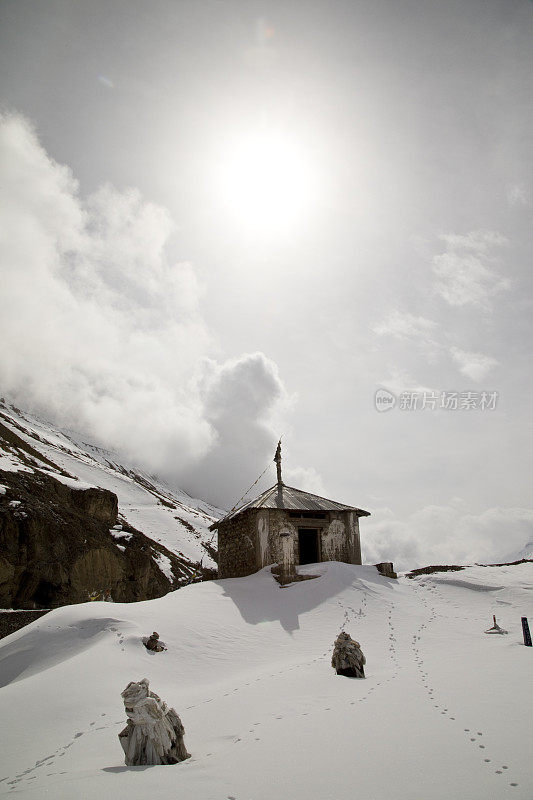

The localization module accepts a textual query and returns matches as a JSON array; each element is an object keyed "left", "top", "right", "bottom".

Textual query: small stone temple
[{"left": 210, "top": 443, "right": 370, "bottom": 579}]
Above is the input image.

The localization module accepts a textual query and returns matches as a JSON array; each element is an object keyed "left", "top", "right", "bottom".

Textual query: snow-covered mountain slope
[
  {"left": 507, "top": 540, "right": 533, "bottom": 562},
  {"left": 0, "top": 561, "right": 531, "bottom": 799},
  {"left": 0, "top": 400, "right": 222, "bottom": 570}
]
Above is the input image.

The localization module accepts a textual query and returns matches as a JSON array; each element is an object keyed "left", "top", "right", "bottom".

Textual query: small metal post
[{"left": 521, "top": 617, "right": 532, "bottom": 647}]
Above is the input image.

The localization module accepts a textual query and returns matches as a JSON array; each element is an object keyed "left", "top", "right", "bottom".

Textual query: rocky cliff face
[{"left": 0, "top": 468, "right": 205, "bottom": 609}]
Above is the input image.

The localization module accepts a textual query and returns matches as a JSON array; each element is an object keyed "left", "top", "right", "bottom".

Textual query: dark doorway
[{"left": 298, "top": 528, "right": 319, "bottom": 565}]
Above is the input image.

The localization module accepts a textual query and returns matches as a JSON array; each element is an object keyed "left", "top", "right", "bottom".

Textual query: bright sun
[{"left": 217, "top": 131, "right": 314, "bottom": 234}]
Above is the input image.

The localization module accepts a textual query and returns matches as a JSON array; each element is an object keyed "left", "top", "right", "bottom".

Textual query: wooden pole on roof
[{"left": 274, "top": 440, "right": 282, "bottom": 488}]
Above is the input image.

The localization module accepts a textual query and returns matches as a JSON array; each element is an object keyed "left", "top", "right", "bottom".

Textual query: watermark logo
[
  {"left": 375, "top": 388, "right": 397, "bottom": 412},
  {"left": 374, "top": 389, "right": 499, "bottom": 411}
]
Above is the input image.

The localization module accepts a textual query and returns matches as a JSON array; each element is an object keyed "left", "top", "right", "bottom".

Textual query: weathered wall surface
[
  {"left": 217, "top": 507, "right": 365, "bottom": 579},
  {"left": 268, "top": 510, "right": 298, "bottom": 571},
  {"left": 217, "top": 511, "right": 257, "bottom": 578},
  {"left": 321, "top": 516, "right": 345, "bottom": 562},
  {"left": 0, "top": 469, "right": 193, "bottom": 608},
  {"left": 271, "top": 510, "right": 358, "bottom": 567},
  {"left": 257, "top": 510, "right": 270, "bottom": 569},
  {"left": 347, "top": 512, "right": 362, "bottom": 565}
]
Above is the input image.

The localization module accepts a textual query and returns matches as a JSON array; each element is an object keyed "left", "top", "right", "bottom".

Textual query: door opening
[{"left": 298, "top": 528, "right": 319, "bottom": 565}]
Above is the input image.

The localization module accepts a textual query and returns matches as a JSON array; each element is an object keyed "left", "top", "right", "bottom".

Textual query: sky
[{"left": 1, "top": 0, "right": 533, "bottom": 568}]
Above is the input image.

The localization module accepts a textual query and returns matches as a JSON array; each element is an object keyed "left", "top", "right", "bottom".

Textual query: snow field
[{"left": 0, "top": 561, "right": 531, "bottom": 799}]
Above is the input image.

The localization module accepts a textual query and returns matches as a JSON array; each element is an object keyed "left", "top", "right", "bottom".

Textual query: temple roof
[{"left": 209, "top": 483, "right": 370, "bottom": 530}]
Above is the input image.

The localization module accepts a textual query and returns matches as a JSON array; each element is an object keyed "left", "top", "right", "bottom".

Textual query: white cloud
[
  {"left": 432, "top": 230, "right": 510, "bottom": 308},
  {"left": 438, "top": 230, "right": 507, "bottom": 254},
  {"left": 283, "top": 466, "right": 325, "bottom": 496},
  {"left": 506, "top": 183, "right": 529, "bottom": 207},
  {"left": 0, "top": 111, "right": 299, "bottom": 503},
  {"left": 450, "top": 347, "right": 498, "bottom": 382},
  {"left": 379, "top": 368, "right": 435, "bottom": 397},
  {"left": 373, "top": 310, "right": 437, "bottom": 339},
  {"left": 183, "top": 352, "right": 300, "bottom": 506},
  {"left": 363, "top": 503, "right": 533, "bottom": 571}
]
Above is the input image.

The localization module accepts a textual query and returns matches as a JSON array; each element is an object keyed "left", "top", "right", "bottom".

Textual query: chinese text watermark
[{"left": 374, "top": 388, "right": 499, "bottom": 412}]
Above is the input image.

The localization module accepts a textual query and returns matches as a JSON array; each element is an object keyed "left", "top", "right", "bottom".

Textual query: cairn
[
  {"left": 118, "top": 678, "right": 190, "bottom": 766},
  {"left": 332, "top": 631, "right": 366, "bottom": 678},
  {"left": 144, "top": 631, "right": 165, "bottom": 652}
]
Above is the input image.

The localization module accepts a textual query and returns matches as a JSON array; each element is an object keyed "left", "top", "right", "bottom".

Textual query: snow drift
[{"left": 0, "top": 561, "right": 531, "bottom": 799}]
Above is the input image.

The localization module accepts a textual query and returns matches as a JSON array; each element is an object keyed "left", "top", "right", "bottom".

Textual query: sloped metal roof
[{"left": 209, "top": 483, "right": 370, "bottom": 529}]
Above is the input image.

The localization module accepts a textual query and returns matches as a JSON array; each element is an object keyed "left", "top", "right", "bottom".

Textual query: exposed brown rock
[
  {"left": 0, "top": 468, "right": 203, "bottom": 608},
  {"left": 0, "top": 609, "right": 50, "bottom": 640},
  {"left": 375, "top": 562, "right": 397, "bottom": 579}
]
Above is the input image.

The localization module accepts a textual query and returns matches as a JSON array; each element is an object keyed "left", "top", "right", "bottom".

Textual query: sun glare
[{"left": 217, "top": 131, "right": 314, "bottom": 234}]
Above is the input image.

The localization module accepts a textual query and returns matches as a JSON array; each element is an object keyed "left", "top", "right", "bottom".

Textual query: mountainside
[
  {"left": 0, "top": 561, "right": 531, "bottom": 799},
  {"left": 508, "top": 540, "right": 533, "bottom": 562},
  {"left": 0, "top": 401, "right": 222, "bottom": 608}
]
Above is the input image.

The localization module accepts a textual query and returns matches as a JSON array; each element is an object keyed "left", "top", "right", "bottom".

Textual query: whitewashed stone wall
[
  {"left": 321, "top": 518, "right": 345, "bottom": 561},
  {"left": 257, "top": 510, "right": 270, "bottom": 568}
]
